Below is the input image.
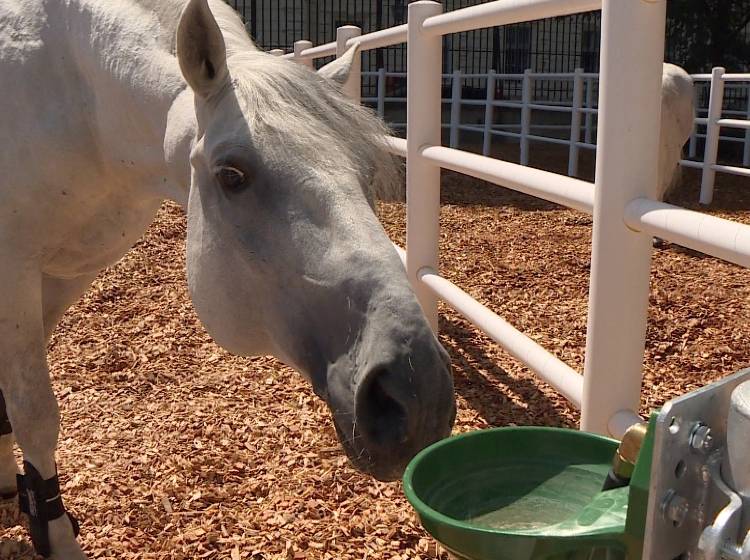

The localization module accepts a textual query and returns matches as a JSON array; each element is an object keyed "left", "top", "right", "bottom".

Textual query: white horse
[
  {"left": 0, "top": 1, "right": 456, "bottom": 557},
  {"left": 659, "top": 63, "right": 695, "bottom": 200}
]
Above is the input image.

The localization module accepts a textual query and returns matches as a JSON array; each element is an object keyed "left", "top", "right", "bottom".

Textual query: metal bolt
[
  {"left": 661, "top": 490, "right": 690, "bottom": 527},
  {"left": 690, "top": 423, "right": 714, "bottom": 454}
]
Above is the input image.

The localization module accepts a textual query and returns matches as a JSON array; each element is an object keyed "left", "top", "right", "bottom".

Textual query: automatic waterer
[{"left": 404, "top": 369, "right": 750, "bottom": 560}]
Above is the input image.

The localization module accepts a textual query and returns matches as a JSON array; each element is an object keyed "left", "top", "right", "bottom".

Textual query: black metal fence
[{"left": 224, "top": 0, "right": 749, "bottom": 104}]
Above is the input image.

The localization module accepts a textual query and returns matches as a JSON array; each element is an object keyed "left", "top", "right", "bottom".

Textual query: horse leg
[
  {"left": 0, "top": 273, "right": 95, "bottom": 506},
  {"left": 0, "top": 269, "right": 87, "bottom": 559}
]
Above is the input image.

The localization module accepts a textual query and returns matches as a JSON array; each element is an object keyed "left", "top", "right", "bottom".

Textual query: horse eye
[{"left": 215, "top": 166, "right": 247, "bottom": 192}]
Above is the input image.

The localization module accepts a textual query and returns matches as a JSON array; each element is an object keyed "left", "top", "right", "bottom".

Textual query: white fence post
[
  {"left": 688, "top": 84, "right": 700, "bottom": 159},
  {"left": 568, "top": 67, "right": 584, "bottom": 177},
  {"left": 483, "top": 70, "right": 496, "bottom": 156},
  {"left": 269, "top": 49, "right": 285, "bottom": 56},
  {"left": 449, "top": 70, "right": 462, "bottom": 149},
  {"left": 581, "top": 0, "right": 667, "bottom": 436},
  {"left": 520, "top": 68, "right": 533, "bottom": 166},
  {"left": 407, "top": 0, "right": 442, "bottom": 332},
  {"left": 744, "top": 84, "right": 750, "bottom": 167},
  {"left": 336, "top": 25, "right": 362, "bottom": 102},
  {"left": 700, "top": 67, "right": 726, "bottom": 205},
  {"left": 293, "top": 40, "right": 313, "bottom": 69},
  {"left": 584, "top": 76, "right": 594, "bottom": 145},
  {"left": 377, "top": 67, "right": 387, "bottom": 118}
]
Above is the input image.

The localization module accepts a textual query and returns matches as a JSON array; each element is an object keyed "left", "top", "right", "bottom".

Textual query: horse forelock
[{"left": 227, "top": 55, "right": 401, "bottom": 206}]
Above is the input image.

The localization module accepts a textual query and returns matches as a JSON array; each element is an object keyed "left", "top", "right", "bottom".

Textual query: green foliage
[{"left": 667, "top": 0, "right": 750, "bottom": 71}]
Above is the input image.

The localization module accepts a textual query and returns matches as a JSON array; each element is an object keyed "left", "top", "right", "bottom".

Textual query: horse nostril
[{"left": 357, "top": 368, "right": 409, "bottom": 447}]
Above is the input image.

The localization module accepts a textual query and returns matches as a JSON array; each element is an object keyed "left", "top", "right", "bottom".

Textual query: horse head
[{"left": 175, "top": 0, "right": 455, "bottom": 481}]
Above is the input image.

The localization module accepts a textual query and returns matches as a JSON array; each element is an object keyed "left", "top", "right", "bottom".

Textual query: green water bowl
[{"left": 403, "top": 427, "right": 635, "bottom": 560}]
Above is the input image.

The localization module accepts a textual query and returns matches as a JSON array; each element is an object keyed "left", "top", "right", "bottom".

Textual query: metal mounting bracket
[{"left": 642, "top": 369, "right": 750, "bottom": 560}]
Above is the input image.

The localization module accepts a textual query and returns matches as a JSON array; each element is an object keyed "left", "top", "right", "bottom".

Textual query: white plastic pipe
[
  {"left": 581, "top": 0, "right": 667, "bottom": 435},
  {"left": 421, "top": 0, "right": 602, "bottom": 37},
  {"left": 608, "top": 409, "right": 644, "bottom": 440},
  {"left": 624, "top": 197, "right": 750, "bottom": 268},
  {"left": 386, "top": 136, "right": 407, "bottom": 158},
  {"left": 392, "top": 242, "right": 407, "bottom": 268},
  {"left": 377, "top": 68, "right": 387, "bottom": 118},
  {"left": 717, "top": 118, "right": 750, "bottom": 130},
  {"left": 346, "top": 24, "right": 408, "bottom": 51},
  {"left": 406, "top": 1, "right": 443, "bottom": 332},
  {"left": 700, "top": 67, "right": 726, "bottom": 205},
  {"left": 520, "top": 69, "right": 533, "bottom": 166},
  {"left": 336, "top": 26, "right": 362, "bottom": 101},
  {"left": 420, "top": 145, "right": 595, "bottom": 214},
  {"left": 293, "top": 40, "right": 313, "bottom": 68},
  {"left": 584, "top": 77, "right": 595, "bottom": 145},
  {"left": 689, "top": 85, "right": 700, "bottom": 159},
  {"left": 568, "top": 68, "right": 584, "bottom": 177},
  {"left": 449, "top": 70, "right": 462, "bottom": 148},
  {"left": 483, "top": 71, "right": 496, "bottom": 156},
  {"left": 713, "top": 163, "right": 750, "bottom": 178},
  {"left": 300, "top": 41, "right": 337, "bottom": 59},
  {"left": 418, "top": 268, "right": 583, "bottom": 408}
]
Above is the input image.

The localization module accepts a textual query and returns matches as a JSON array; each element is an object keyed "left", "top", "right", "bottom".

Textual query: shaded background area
[{"left": 224, "top": 0, "right": 750, "bottom": 96}]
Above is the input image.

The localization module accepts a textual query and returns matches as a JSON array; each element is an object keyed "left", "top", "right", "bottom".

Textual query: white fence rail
[
  {"left": 359, "top": 68, "right": 750, "bottom": 202},
  {"left": 279, "top": 0, "right": 750, "bottom": 438}
]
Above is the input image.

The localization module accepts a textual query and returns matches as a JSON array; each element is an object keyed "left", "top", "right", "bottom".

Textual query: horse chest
[{"left": 41, "top": 184, "right": 162, "bottom": 279}]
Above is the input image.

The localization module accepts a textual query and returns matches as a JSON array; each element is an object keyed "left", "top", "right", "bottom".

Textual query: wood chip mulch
[{"left": 1, "top": 154, "right": 748, "bottom": 559}]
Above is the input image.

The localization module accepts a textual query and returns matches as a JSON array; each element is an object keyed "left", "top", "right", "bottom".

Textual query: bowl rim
[{"left": 402, "top": 426, "right": 620, "bottom": 537}]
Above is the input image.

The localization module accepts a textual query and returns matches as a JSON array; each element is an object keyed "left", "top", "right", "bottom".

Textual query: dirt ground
[{"left": 1, "top": 147, "right": 749, "bottom": 559}]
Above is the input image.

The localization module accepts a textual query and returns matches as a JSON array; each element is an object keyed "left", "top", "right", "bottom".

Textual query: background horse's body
[
  {"left": 658, "top": 63, "right": 695, "bottom": 200},
  {"left": 2, "top": 0, "right": 188, "bottom": 279},
  {"left": 0, "top": 1, "right": 455, "bottom": 558}
]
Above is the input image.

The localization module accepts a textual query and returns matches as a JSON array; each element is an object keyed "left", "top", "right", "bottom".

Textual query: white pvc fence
[
  {"left": 280, "top": 0, "right": 750, "bottom": 438},
  {"left": 359, "top": 68, "right": 750, "bottom": 202}
]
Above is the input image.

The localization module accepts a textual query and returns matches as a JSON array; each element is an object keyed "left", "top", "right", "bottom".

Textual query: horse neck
[
  {"left": 58, "top": 1, "right": 260, "bottom": 204},
  {"left": 57, "top": 0, "right": 196, "bottom": 201}
]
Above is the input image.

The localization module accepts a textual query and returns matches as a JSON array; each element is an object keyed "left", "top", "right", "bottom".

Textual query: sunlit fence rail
[
  {"left": 357, "top": 68, "right": 750, "bottom": 199},
  {"left": 278, "top": 0, "right": 750, "bottom": 438}
]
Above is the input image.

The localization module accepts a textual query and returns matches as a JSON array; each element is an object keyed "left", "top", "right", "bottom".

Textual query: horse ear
[
  {"left": 176, "top": 0, "right": 229, "bottom": 99},
  {"left": 317, "top": 43, "right": 361, "bottom": 88}
]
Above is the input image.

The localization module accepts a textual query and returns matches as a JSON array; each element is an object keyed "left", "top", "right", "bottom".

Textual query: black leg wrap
[
  {"left": 16, "top": 462, "right": 80, "bottom": 558},
  {"left": 0, "top": 390, "right": 12, "bottom": 436},
  {"left": 0, "top": 391, "right": 16, "bottom": 501}
]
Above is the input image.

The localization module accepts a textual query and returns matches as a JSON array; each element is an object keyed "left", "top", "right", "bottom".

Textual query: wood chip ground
[{"left": 1, "top": 150, "right": 748, "bottom": 559}]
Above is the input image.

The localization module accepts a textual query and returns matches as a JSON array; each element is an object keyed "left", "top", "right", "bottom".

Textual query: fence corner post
[
  {"left": 293, "top": 40, "right": 313, "bottom": 69},
  {"left": 449, "top": 70, "right": 462, "bottom": 148},
  {"left": 584, "top": 76, "right": 595, "bottom": 145},
  {"left": 520, "top": 68, "right": 533, "bottom": 166},
  {"left": 688, "top": 83, "right": 700, "bottom": 159},
  {"left": 482, "top": 70, "right": 496, "bottom": 156},
  {"left": 700, "top": 66, "right": 726, "bottom": 205},
  {"left": 581, "top": 0, "right": 667, "bottom": 436},
  {"left": 568, "top": 67, "right": 584, "bottom": 177},
  {"left": 336, "top": 25, "right": 362, "bottom": 102},
  {"left": 377, "top": 67, "right": 387, "bottom": 118},
  {"left": 407, "top": 0, "right": 443, "bottom": 332}
]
